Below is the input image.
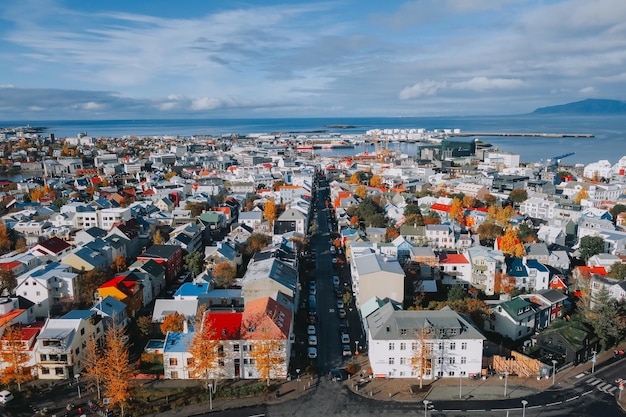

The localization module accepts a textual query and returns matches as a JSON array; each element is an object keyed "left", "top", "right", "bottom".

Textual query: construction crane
[
  {"left": 542, "top": 152, "right": 574, "bottom": 185},
  {"left": 545, "top": 152, "right": 575, "bottom": 170}
]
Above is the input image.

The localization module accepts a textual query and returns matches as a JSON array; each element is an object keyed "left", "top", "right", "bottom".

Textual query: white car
[
  {"left": 336, "top": 299, "right": 344, "bottom": 309},
  {"left": 338, "top": 308, "right": 346, "bottom": 319},
  {"left": 342, "top": 344, "right": 352, "bottom": 357},
  {"left": 341, "top": 332, "right": 350, "bottom": 344},
  {"left": 308, "top": 347, "right": 318, "bottom": 359},
  {"left": 308, "top": 335, "right": 318, "bottom": 346},
  {"left": 0, "top": 390, "right": 14, "bottom": 404},
  {"left": 307, "top": 325, "right": 316, "bottom": 335}
]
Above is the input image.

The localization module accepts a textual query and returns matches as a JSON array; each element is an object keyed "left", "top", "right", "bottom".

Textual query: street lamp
[
  {"left": 75, "top": 374, "right": 81, "bottom": 399},
  {"left": 208, "top": 383, "right": 213, "bottom": 411},
  {"left": 355, "top": 340, "right": 359, "bottom": 355},
  {"left": 552, "top": 360, "right": 558, "bottom": 385},
  {"left": 296, "top": 368, "right": 301, "bottom": 392},
  {"left": 521, "top": 399, "right": 528, "bottom": 417},
  {"left": 592, "top": 350, "right": 597, "bottom": 374},
  {"left": 503, "top": 371, "right": 509, "bottom": 397},
  {"left": 459, "top": 374, "right": 462, "bottom": 399},
  {"left": 423, "top": 399, "right": 431, "bottom": 417}
]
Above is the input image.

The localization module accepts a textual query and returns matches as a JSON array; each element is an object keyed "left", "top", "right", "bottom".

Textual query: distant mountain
[{"left": 532, "top": 98, "right": 626, "bottom": 115}]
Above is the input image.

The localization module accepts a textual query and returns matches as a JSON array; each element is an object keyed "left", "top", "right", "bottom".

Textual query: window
[
  {"left": 437, "top": 357, "right": 443, "bottom": 364},
  {"left": 461, "top": 342, "right": 467, "bottom": 350},
  {"left": 389, "top": 358, "right": 395, "bottom": 365},
  {"left": 243, "top": 345, "right": 248, "bottom": 351},
  {"left": 219, "top": 360, "right": 225, "bottom": 367},
  {"left": 234, "top": 344, "right": 240, "bottom": 352},
  {"left": 450, "top": 342, "right": 456, "bottom": 350},
  {"left": 42, "top": 367, "right": 50, "bottom": 374},
  {"left": 169, "top": 358, "right": 178, "bottom": 366},
  {"left": 81, "top": 328, "right": 85, "bottom": 335},
  {"left": 55, "top": 367, "right": 64, "bottom": 375},
  {"left": 389, "top": 343, "right": 395, "bottom": 350},
  {"left": 400, "top": 343, "right": 406, "bottom": 351},
  {"left": 449, "top": 357, "right": 455, "bottom": 364},
  {"left": 461, "top": 357, "right": 467, "bottom": 364},
  {"left": 460, "top": 371, "right": 466, "bottom": 376},
  {"left": 171, "top": 371, "right": 179, "bottom": 379},
  {"left": 250, "top": 358, "right": 255, "bottom": 365},
  {"left": 400, "top": 358, "right": 406, "bottom": 365},
  {"left": 400, "top": 329, "right": 407, "bottom": 335},
  {"left": 449, "top": 371, "right": 455, "bottom": 376},
  {"left": 412, "top": 342, "right": 419, "bottom": 350},
  {"left": 243, "top": 358, "right": 249, "bottom": 365},
  {"left": 438, "top": 342, "right": 444, "bottom": 350},
  {"left": 187, "top": 358, "right": 193, "bottom": 366}
]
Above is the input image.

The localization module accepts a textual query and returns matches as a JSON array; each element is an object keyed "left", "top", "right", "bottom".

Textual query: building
[
  {"left": 351, "top": 253, "right": 405, "bottom": 308},
  {"left": 366, "top": 303, "right": 485, "bottom": 379}
]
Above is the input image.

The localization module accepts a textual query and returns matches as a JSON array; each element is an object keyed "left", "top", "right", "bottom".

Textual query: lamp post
[
  {"left": 521, "top": 399, "right": 528, "bottom": 417},
  {"left": 75, "top": 374, "right": 81, "bottom": 399},
  {"left": 592, "top": 351, "right": 597, "bottom": 374},
  {"left": 355, "top": 340, "right": 359, "bottom": 355},
  {"left": 459, "top": 374, "right": 462, "bottom": 399},
  {"left": 503, "top": 371, "right": 509, "bottom": 397},
  {"left": 552, "top": 360, "right": 558, "bottom": 385},
  {"left": 296, "top": 368, "right": 301, "bottom": 392},
  {"left": 208, "top": 383, "right": 213, "bottom": 411},
  {"left": 423, "top": 399, "right": 431, "bottom": 417}
]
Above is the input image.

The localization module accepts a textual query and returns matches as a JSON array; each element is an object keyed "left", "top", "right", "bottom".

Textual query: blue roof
[
  {"left": 175, "top": 282, "right": 209, "bottom": 297},
  {"left": 341, "top": 229, "right": 358, "bottom": 237},
  {"left": 506, "top": 258, "right": 528, "bottom": 277},
  {"left": 163, "top": 331, "right": 194, "bottom": 353},
  {"left": 62, "top": 309, "right": 97, "bottom": 320},
  {"left": 526, "top": 259, "right": 549, "bottom": 272},
  {"left": 92, "top": 295, "right": 127, "bottom": 317}
]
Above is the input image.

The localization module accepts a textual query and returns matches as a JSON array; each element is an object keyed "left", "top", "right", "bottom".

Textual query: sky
[{"left": 1, "top": 0, "right": 625, "bottom": 120}]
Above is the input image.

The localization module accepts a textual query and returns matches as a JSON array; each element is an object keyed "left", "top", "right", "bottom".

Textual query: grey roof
[
  {"left": 537, "top": 288, "right": 567, "bottom": 303},
  {"left": 354, "top": 253, "right": 405, "bottom": 276},
  {"left": 152, "top": 298, "right": 199, "bottom": 322},
  {"left": 367, "top": 303, "right": 485, "bottom": 341}
]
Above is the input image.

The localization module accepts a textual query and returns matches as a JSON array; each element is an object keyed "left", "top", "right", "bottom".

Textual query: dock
[{"left": 444, "top": 132, "right": 594, "bottom": 138}]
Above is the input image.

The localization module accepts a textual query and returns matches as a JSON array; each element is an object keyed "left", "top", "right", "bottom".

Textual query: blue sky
[{"left": 1, "top": 0, "right": 625, "bottom": 120}]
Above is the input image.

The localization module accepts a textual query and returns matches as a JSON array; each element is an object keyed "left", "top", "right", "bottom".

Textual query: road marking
[
  {"left": 528, "top": 405, "right": 541, "bottom": 409},
  {"left": 566, "top": 395, "right": 579, "bottom": 402},
  {"left": 588, "top": 378, "right": 601, "bottom": 386},
  {"left": 608, "top": 386, "right": 618, "bottom": 393},
  {"left": 597, "top": 383, "right": 611, "bottom": 391},
  {"left": 466, "top": 410, "right": 485, "bottom": 412},
  {"left": 442, "top": 410, "right": 462, "bottom": 412},
  {"left": 582, "top": 390, "right": 593, "bottom": 396},
  {"left": 575, "top": 372, "right": 587, "bottom": 379},
  {"left": 546, "top": 401, "right": 562, "bottom": 407}
]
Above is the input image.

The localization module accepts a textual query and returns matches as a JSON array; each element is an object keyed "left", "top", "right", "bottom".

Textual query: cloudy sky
[{"left": 0, "top": 0, "right": 625, "bottom": 120}]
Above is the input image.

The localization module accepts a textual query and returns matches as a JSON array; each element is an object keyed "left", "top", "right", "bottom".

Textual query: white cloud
[
  {"left": 0, "top": 84, "right": 15, "bottom": 88},
  {"left": 453, "top": 77, "right": 524, "bottom": 91},
  {"left": 78, "top": 101, "right": 104, "bottom": 110},
  {"left": 190, "top": 97, "right": 221, "bottom": 111},
  {"left": 399, "top": 80, "right": 447, "bottom": 99},
  {"left": 579, "top": 86, "right": 597, "bottom": 95}
]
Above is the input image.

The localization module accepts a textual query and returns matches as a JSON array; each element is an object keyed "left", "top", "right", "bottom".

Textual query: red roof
[
  {"left": 430, "top": 203, "right": 451, "bottom": 212},
  {"left": 36, "top": 237, "right": 72, "bottom": 254},
  {"left": 205, "top": 312, "right": 243, "bottom": 340},
  {"left": 577, "top": 266, "right": 607, "bottom": 276},
  {"left": 439, "top": 253, "right": 469, "bottom": 264},
  {"left": 0, "top": 261, "right": 22, "bottom": 270}
]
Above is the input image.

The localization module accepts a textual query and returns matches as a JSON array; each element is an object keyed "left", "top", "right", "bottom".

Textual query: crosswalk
[{"left": 584, "top": 376, "right": 619, "bottom": 396}]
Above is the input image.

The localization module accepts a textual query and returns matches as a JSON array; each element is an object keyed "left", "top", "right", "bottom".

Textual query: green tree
[
  {"left": 581, "top": 286, "right": 626, "bottom": 350},
  {"left": 447, "top": 285, "right": 466, "bottom": 302},
  {"left": 509, "top": 189, "right": 528, "bottom": 205},
  {"left": 245, "top": 233, "right": 271, "bottom": 255},
  {"left": 404, "top": 204, "right": 422, "bottom": 217},
  {"left": 184, "top": 250, "right": 205, "bottom": 277},
  {"left": 579, "top": 235, "right": 606, "bottom": 261},
  {"left": 137, "top": 315, "right": 153, "bottom": 337},
  {"left": 608, "top": 262, "right": 626, "bottom": 280},
  {"left": 610, "top": 204, "right": 626, "bottom": 224}
]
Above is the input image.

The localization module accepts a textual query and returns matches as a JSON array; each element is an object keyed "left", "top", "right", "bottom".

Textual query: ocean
[{"left": 1, "top": 114, "right": 625, "bottom": 165}]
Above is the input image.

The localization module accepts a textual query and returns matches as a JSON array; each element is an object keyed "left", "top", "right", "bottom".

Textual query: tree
[
  {"left": 83, "top": 333, "right": 105, "bottom": 400},
  {"left": 160, "top": 312, "right": 186, "bottom": 334},
  {"left": 245, "top": 233, "right": 271, "bottom": 255},
  {"left": 355, "top": 184, "right": 367, "bottom": 199},
  {"left": 348, "top": 173, "right": 360, "bottom": 185},
  {"left": 0, "top": 269, "right": 16, "bottom": 293},
  {"left": 101, "top": 318, "right": 134, "bottom": 417},
  {"left": 580, "top": 286, "right": 626, "bottom": 350},
  {"left": 14, "top": 237, "right": 27, "bottom": 253},
  {"left": 495, "top": 205, "right": 515, "bottom": 227},
  {"left": 500, "top": 227, "right": 524, "bottom": 257},
  {"left": 244, "top": 315, "right": 286, "bottom": 386},
  {"left": 0, "top": 324, "right": 31, "bottom": 391},
  {"left": 517, "top": 223, "right": 538, "bottom": 243},
  {"left": 449, "top": 198, "right": 464, "bottom": 225},
  {"left": 404, "top": 204, "right": 422, "bottom": 217},
  {"left": 263, "top": 198, "right": 277, "bottom": 228},
  {"left": 350, "top": 215, "right": 359, "bottom": 228},
  {"left": 509, "top": 189, "right": 528, "bottom": 205},
  {"left": 213, "top": 262, "right": 237, "bottom": 287},
  {"left": 77, "top": 268, "right": 108, "bottom": 306},
  {"left": 579, "top": 235, "right": 606, "bottom": 261},
  {"left": 410, "top": 327, "right": 432, "bottom": 389},
  {"left": 113, "top": 255, "right": 127, "bottom": 273},
  {"left": 385, "top": 227, "right": 400, "bottom": 242},
  {"left": 187, "top": 316, "right": 223, "bottom": 391},
  {"left": 369, "top": 175, "right": 384, "bottom": 188},
  {"left": 184, "top": 250, "right": 205, "bottom": 277},
  {"left": 447, "top": 285, "right": 466, "bottom": 302},
  {"left": 0, "top": 222, "right": 10, "bottom": 254},
  {"left": 494, "top": 272, "right": 516, "bottom": 294},
  {"left": 610, "top": 204, "right": 626, "bottom": 224},
  {"left": 423, "top": 212, "right": 441, "bottom": 225},
  {"left": 153, "top": 229, "right": 165, "bottom": 245},
  {"left": 462, "top": 195, "right": 476, "bottom": 208},
  {"left": 137, "top": 315, "right": 153, "bottom": 337},
  {"left": 574, "top": 187, "right": 589, "bottom": 205},
  {"left": 608, "top": 262, "right": 626, "bottom": 280}
]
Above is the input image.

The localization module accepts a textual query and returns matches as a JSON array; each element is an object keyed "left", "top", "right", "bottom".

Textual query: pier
[{"left": 444, "top": 132, "right": 594, "bottom": 138}]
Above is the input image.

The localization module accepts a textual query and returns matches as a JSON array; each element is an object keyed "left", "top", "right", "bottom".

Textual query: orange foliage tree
[
  {"left": 244, "top": 316, "right": 286, "bottom": 386},
  {"left": 385, "top": 227, "right": 400, "bottom": 242},
  {"left": 0, "top": 324, "right": 31, "bottom": 391},
  {"left": 112, "top": 255, "right": 127, "bottom": 273},
  {"left": 350, "top": 215, "right": 360, "bottom": 228},
  {"left": 213, "top": 262, "right": 237, "bottom": 288},
  {"left": 355, "top": 184, "right": 367, "bottom": 199},
  {"left": 500, "top": 227, "right": 525, "bottom": 257},
  {"left": 83, "top": 333, "right": 105, "bottom": 399},
  {"left": 187, "top": 316, "right": 223, "bottom": 391},
  {"left": 494, "top": 272, "right": 516, "bottom": 294},
  {"left": 449, "top": 198, "right": 464, "bottom": 224},
  {"left": 0, "top": 222, "right": 11, "bottom": 254},
  {"left": 160, "top": 312, "right": 186, "bottom": 334},
  {"left": 369, "top": 175, "right": 384, "bottom": 188},
  {"left": 101, "top": 318, "right": 133, "bottom": 416},
  {"left": 263, "top": 198, "right": 277, "bottom": 228}
]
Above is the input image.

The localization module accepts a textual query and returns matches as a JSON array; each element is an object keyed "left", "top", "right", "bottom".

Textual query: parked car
[
  {"left": 0, "top": 390, "right": 14, "bottom": 404},
  {"left": 336, "top": 299, "right": 344, "bottom": 309},
  {"left": 341, "top": 332, "right": 350, "bottom": 344},
  {"left": 333, "top": 275, "right": 340, "bottom": 286},
  {"left": 330, "top": 368, "right": 348, "bottom": 381},
  {"left": 308, "top": 335, "right": 318, "bottom": 346},
  {"left": 338, "top": 308, "right": 346, "bottom": 319},
  {"left": 307, "top": 325, "right": 316, "bottom": 335},
  {"left": 342, "top": 344, "right": 352, "bottom": 357},
  {"left": 308, "top": 347, "right": 318, "bottom": 359}
]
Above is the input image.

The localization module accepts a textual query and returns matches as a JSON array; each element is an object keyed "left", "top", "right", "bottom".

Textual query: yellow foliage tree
[
  {"left": 487, "top": 205, "right": 498, "bottom": 224},
  {"left": 0, "top": 324, "right": 31, "bottom": 391},
  {"left": 83, "top": 333, "right": 105, "bottom": 399},
  {"left": 500, "top": 227, "right": 524, "bottom": 257},
  {"left": 449, "top": 198, "right": 464, "bottom": 224},
  {"left": 574, "top": 186, "right": 588, "bottom": 205},
  {"left": 355, "top": 184, "right": 367, "bottom": 199},
  {"left": 101, "top": 318, "right": 133, "bottom": 417},
  {"left": 113, "top": 255, "right": 127, "bottom": 273},
  {"left": 245, "top": 316, "right": 286, "bottom": 386},
  {"left": 410, "top": 328, "right": 433, "bottom": 389},
  {"left": 0, "top": 222, "right": 11, "bottom": 254},
  {"left": 462, "top": 195, "right": 476, "bottom": 208},
  {"left": 496, "top": 205, "right": 515, "bottom": 227},
  {"left": 153, "top": 229, "right": 165, "bottom": 245},
  {"left": 264, "top": 198, "right": 277, "bottom": 228},
  {"left": 187, "top": 316, "right": 223, "bottom": 391},
  {"left": 369, "top": 175, "right": 384, "bottom": 188},
  {"left": 348, "top": 173, "right": 360, "bottom": 185},
  {"left": 160, "top": 312, "right": 186, "bottom": 334},
  {"left": 30, "top": 188, "right": 44, "bottom": 202}
]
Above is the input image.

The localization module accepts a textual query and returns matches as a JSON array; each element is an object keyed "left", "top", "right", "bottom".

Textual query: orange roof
[
  {"left": 241, "top": 297, "right": 291, "bottom": 340},
  {"left": 430, "top": 203, "right": 451, "bottom": 212},
  {"left": 0, "top": 261, "right": 21, "bottom": 269},
  {"left": 439, "top": 253, "right": 469, "bottom": 264},
  {"left": 577, "top": 266, "right": 607, "bottom": 276},
  {"left": 0, "top": 309, "right": 25, "bottom": 328}
]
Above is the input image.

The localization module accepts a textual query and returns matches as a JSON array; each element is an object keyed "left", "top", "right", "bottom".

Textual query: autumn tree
[
  {"left": 101, "top": 318, "right": 134, "bottom": 417},
  {"left": 385, "top": 226, "right": 400, "bottom": 242},
  {"left": 0, "top": 324, "right": 31, "bottom": 391},
  {"left": 348, "top": 173, "right": 360, "bottom": 185},
  {"left": 608, "top": 262, "right": 626, "bottom": 280},
  {"left": 245, "top": 233, "right": 271, "bottom": 255},
  {"left": 0, "top": 269, "right": 16, "bottom": 293},
  {"left": 14, "top": 237, "right": 27, "bottom": 253},
  {"left": 187, "top": 316, "right": 223, "bottom": 391},
  {"left": 112, "top": 255, "right": 127, "bottom": 273},
  {"left": 0, "top": 222, "right": 11, "bottom": 254},
  {"left": 423, "top": 212, "right": 441, "bottom": 225},
  {"left": 449, "top": 198, "right": 464, "bottom": 225},
  {"left": 574, "top": 186, "right": 588, "bottom": 205},
  {"left": 355, "top": 184, "right": 367, "bottom": 199},
  {"left": 462, "top": 195, "right": 476, "bottom": 208},
  {"left": 213, "top": 262, "right": 237, "bottom": 287},
  {"left": 29, "top": 187, "right": 44, "bottom": 202},
  {"left": 410, "top": 327, "right": 433, "bottom": 389},
  {"left": 153, "top": 229, "right": 165, "bottom": 245},
  {"left": 264, "top": 198, "right": 277, "bottom": 228},
  {"left": 509, "top": 189, "right": 528, "bottom": 206},
  {"left": 369, "top": 175, "right": 384, "bottom": 188},
  {"left": 495, "top": 205, "right": 515, "bottom": 227},
  {"left": 244, "top": 316, "right": 286, "bottom": 386},
  {"left": 350, "top": 215, "right": 359, "bottom": 228},
  {"left": 500, "top": 227, "right": 525, "bottom": 257},
  {"left": 137, "top": 315, "right": 154, "bottom": 337},
  {"left": 77, "top": 268, "right": 108, "bottom": 306},
  {"left": 160, "top": 312, "right": 186, "bottom": 334},
  {"left": 494, "top": 272, "right": 516, "bottom": 294},
  {"left": 83, "top": 333, "right": 105, "bottom": 399}
]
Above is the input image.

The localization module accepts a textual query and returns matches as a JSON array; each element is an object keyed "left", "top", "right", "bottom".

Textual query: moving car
[{"left": 336, "top": 299, "right": 344, "bottom": 309}]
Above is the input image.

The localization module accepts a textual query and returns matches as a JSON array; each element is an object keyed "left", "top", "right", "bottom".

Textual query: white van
[{"left": 0, "top": 390, "right": 14, "bottom": 404}]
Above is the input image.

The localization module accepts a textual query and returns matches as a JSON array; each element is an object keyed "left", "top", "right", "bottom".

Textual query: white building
[
  {"left": 366, "top": 303, "right": 485, "bottom": 379},
  {"left": 351, "top": 253, "right": 405, "bottom": 308}
]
